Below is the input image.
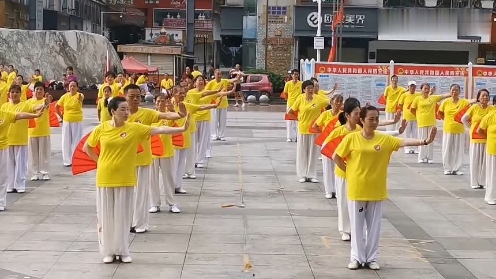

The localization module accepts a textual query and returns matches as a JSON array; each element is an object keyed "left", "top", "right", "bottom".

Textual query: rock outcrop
[{"left": 0, "top": 29, "right": 123, "bottom": 85}]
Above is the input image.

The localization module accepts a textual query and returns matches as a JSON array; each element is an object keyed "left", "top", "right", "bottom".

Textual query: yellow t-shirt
[
  {"left": 119, "top": 81, "right": 130, "bottom": 95},
  {"left": 324, "top": 125, "right": 362, "bottom": 179},
  {"left": 136, "top": 75, "right": 147, "bottom": 85},
  {"left": 0, "top": 110, "right": 18, "bottom": 150},
  {"left": 205, "top": 79, "right": 229, "bottom": 109},
  {"left": 128, "top": 107, "right": 160, "bottom": 166},
  {"left": 152, "top": 119, "right": 175, "bottom": 158},
  {"left": 57, "top": 92, "right": 84, "bottom": 122},
  {"left": 411, "top": 95, "right": 442, "bottom": 128},
  {"left": 399, "top": 92, "right": 421, "bottom": 121},
  {"left": 174, "top": 102, "right": 200, "bottom": 150},
  {"left": 32, "top": 75, "right": 43, "bottom": 82},
  {"left": 284, "top": 80, "right": 303, "bottom": 107},
  {"left": 192, "top": 70, "right": 203, "bottom": 79},
  {"left": 335, "top": 131, "right": 402, "bottom": 201},
  {"left": 0, "top": 71, "right": 7, "bottom": 82},
  {"left": 290, "top": 94, "right": 328, "bottom": 135},
  {"left": 465, "top": 105, "right": 495, "bottom": 144},
  {"left": 87, "top": 121, "right": 152, "bottom": 187},
  {"left": 439, "top": 98, "right": 470, "bottom": 134},
  {"left": 97, "top": 98, "right": 112, "bottom": 123},
  {"left": 27, "top": 98, "right": 50, "bottom": 138},
  {"left": 315, "top": 110, "right": 340, "bottom": 128},
  {"left": 97, "top": 82, "right": 121, "bottom": 99},
  {"left": 160, "top": 79, "right": 174, "bottom": 90},
  {"left": 480, "top": 111, "right": 496, "bottom": 155},
  {"left": 1, "top": 101, "right": 33, "bottom": 146},
  {"left": 0, "top": 84, "right": 8, "bottom": 107},
  {"left": 185, "top": 89, "right": 204, "bottom": 132},
  {"left": 7, "top": 72, "right": 16, "bottom": 86},
  {"left": 196, "top": 95, "right": 217, "bottom": 122},
  {"left": 20, "top": 85, "right": 28, "bottom": 101},
  {"left": 384, "top": 85, "right": 406, "bottom": 113}
]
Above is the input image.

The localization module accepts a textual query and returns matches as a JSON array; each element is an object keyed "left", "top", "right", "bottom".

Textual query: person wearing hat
[{"left": 398, "top": 81, "right": 421, "bottom": 154}]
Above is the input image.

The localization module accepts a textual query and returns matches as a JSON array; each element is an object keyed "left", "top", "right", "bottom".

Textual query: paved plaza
[{"left": 0, "top": 105, "right": 495, "bottom": 279}]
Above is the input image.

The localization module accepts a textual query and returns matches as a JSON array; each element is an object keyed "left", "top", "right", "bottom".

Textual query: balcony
[{"left": 383, "top": 0, "right": 495, "bottom": 8}]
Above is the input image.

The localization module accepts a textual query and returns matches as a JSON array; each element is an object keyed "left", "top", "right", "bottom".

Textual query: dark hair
[
  {"left": 185, "top": 74, "right": 194, "bottom": 80},
  {"left": 476, "top": 89, "right": 489, "bottom": 101},
  {"left": 9, "top": 84, "right": 21, "bottom": 92},
  {"left": 8, "top": 64, "right": 13, "bottom": 68},
  {"left": 16, "top": 74, "right": 23, "bottom": 80},
  {"left": 391, "top": 75, "right": 397, "bottom": 79},
  {"left": 360, "top": 105, "right": 379, "bottom": 121},
  {"left": 310, "top": 77, "right": 318, "bottom": 82},
  {"left": 302, "top": 80, "right": 314, "bottom": 92},
  {"left": 33, "top": 81, "right": 45, "bottom": 90},
  {"left": 450, "top": 84, "right": 461, "bottom": 91},
  {"left": 34, "top": 69, "right": 40, "bottom": 72},
  {"left": 493, "top": 95, "right": 496, "bottom": 105},
  {"left": 69, "top": 80, "right": 79, "bottom": 87},
  {"left": 338, "top": 97, "right": 361, "bottom": 125},
  {"left": 105, "top": 71, "right": 116, "bottom": 78},
  {"left": 107, "top": 96, "right": 126, "bottom": 116},
  {"left": 290, "top": 69, "right": 299, "bottom": 74},
  {"left": 117, "top": 72, "right": 124, "bottom": 76},
  {"left": 155, "top": 92, "right": 169, "bottom": 101},
  {"left": 124, "top": 84, "right": 140, "bottom": 94},
  {"left": 193, "top": 75, "right": 206, "bottom": 83},
  {"left": 103, "top": 86, "right": 112, "bottom": 107},
  {"left": 420, "top": 83, "right": 430, "bottom": 90},
  {"left": 66, "top": 66, "right": 74, "bottom": 71},
  {"left": 193, "top": 65, "right": 199, "bottom": 70}
]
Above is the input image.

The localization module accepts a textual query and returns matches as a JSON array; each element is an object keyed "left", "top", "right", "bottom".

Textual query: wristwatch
[{"left": 423, "top": 139, "right": 428, "bottom": 145}]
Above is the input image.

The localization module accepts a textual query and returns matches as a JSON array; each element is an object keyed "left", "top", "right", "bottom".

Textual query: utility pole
[
  {"left": 264, "top": 0, "right": 269, "bottom": 70},
  {"left": 186, "top": 0, "right": 195, "bottom": 60}
]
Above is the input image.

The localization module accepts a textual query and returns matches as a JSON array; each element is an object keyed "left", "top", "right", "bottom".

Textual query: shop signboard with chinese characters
[
  {"left": 472, "top": 66, "right": 496, "bottom": 99},
  {"left": 394, "top": 64, "right": 469, "bottom": 98},
  {"left": 315, "top": 62, "right": 390, "bottom": 106},
  {"left": 153, "top": 9, "right": 212, "bottom": 29}
]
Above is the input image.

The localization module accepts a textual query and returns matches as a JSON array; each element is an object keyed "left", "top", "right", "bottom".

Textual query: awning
[{"left": 121, "top": 57, "right": 158, "bottom": 73}]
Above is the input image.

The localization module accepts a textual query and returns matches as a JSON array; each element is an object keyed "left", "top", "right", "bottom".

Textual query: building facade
[{"left": 0, "top": 0, "right": 30, "bottom": 29}]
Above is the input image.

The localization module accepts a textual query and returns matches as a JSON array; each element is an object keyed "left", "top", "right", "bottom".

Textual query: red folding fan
[
  {"left": 435, "top": 104, "right": 442, "bottom": 120},
  {"left": 315, "top": 117, "right": 339, "bottom": 147},
  {"left": 48, "top": 102, "right": 60, "bottom": 127},
  {"left": 171, "top": 123, "right": 184, "bottom": 147},
  {"left": 150, "top": 135, "right": 164, "bottom": 156},
  {"left": 321, "top": 135, "right": 345, "bottom": 160},
  {"left": 454, "top": 105, "right": 470, "bottom": 124},
  {"left": 377, "top": 95, "right": 386, "bottom": 105},
  {"left": 285, "top": 111, "right": 298, "bottom": 121},
  {"left": 472, "top": 122, "right": 486, "bottom": 140}
]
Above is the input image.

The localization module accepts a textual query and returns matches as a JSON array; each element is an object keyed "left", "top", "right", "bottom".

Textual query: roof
[{"left": 121, "top": 57, "right": 158, "bottom": 73}]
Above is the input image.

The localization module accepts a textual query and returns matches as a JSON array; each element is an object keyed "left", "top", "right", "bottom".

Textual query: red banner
[
  {"left": 315, "top": 63, "right": 390, "bottom": 76},
  {"left": 394, "top": 65, "right": 469, "bottom": 77}
]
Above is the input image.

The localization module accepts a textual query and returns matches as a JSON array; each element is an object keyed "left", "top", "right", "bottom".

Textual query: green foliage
[{"left": 245, "top": 69, "right": 286, "bottom": 93}]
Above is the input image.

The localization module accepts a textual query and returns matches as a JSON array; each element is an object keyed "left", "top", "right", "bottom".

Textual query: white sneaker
[
  {"left": 367, "top": 261, "right": 380, "bottom": 270},
  {"left": 0, "top": 206, "right": 5, "bottom": 211},
  {"left": 17, "top": 189, "right": 25, "bottom": 193},
  {"left": 134, "top": 228, "right": 146, "bottom": 233},
  {"left": 404, "top": 149, "right": 410, "bottom": 154},
  {"left": 205, "top": 152, "right": 211, "bottom": 158},
  {"left": 241, "top": 103, "right": 246, "bottom": 108},
  {"left": 454, "top": 171, "right": 464, "bottom": 175},
  {"left": 120, "top": 255, "right": 132, "bottom": 263},
  {"left": 427, "top": 160, "right": 434, "bottom": 164},
  {"left": 182, "top": 174, "right": 189, "bottom": 179},
  {"left": 196, "top": 163, "right": 204, "bottom": 168},
  {"left": 175, "top": 188, "right": 187, "bottom": 194},
  {"left": 486, "top": 201, "right": 496, "bottom": 205},
  {"left": 41, "top": 174, "right": 50, "bottom": 181},
  {"left": 298, "top": 178, "right": 306, "bottom": 183},
  {"left": 6, "top": 189, "right": 13, "bottom": 193},
  {"left": 169, "top": 204, "right": 180, "bottom": 213},
  {"left": 103, "top": 255, "right": 114, "bottom": 264},
  {"left": 348, "top": 260, "right": 360, "bottom": 270},
  {"left": 286, "top": 139, "right": 292, "bottom": 142},
  {"left": 309, "top": 178, "right": 319, "bottom": 183},
  {"left": 325, "top": 193, "right": 332, "bottom": 199},
  {"left": 234, "top": 103, "right": 239, "bottom": 107},
  {"left": 149, "top": 206, "right": 160, "bottom": 213},
  {"left": 341, "top": 233, "right": 351, "bottom": 241},
  {"left": 418, "top": 159, "right": 427, "bottom": 163},
  {"left": 444, "top": 170, "right": 452, "bottom": 175},
  {"left": 30, "top": 174, "right": 39, "bottom": 181},
  {"left": 188, "top": 174, "right": 196, "bottom": 179},
  {"left": 471, "top": 185, "right": 482, "bottom": 189},
  {"left": 220, "top": 137, "right": 226, "bottom": 141}
]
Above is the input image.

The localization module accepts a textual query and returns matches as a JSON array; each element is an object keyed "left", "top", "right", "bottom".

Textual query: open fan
[
  {"left": 72, "top": 132, "right": 145, "bottom": 175},
  {"left": 285, "top": 111, "right": 298, "bottom": 121},
  {"left": 309, "top": 119, "right": 320, "bottom": 134},
  {"left": 321, "top": 135, "right": 345, "bottom": 160},
  {"left": 49, "top": 102, "right": 61, "bottom": 127},
  {"left": 150, "top": 135, "right": 164, "bottom": 156},
  {"left": 472, "top": 122, "right": 485, "bottom": 140},
  {"left": 171, "top": 123, "right": 184, "bottom": 147},
  {"left": 315, "top": 118, "right": 339, "bottom": 146},
  {"left": 377, "top": 95, "right": 386, "bottom": 105},
  {"left": 435, "top": 104, "right": 442, "bottom": 120},
  {"left": 454, "top": 105, "right": 470, "bottom": 124}
]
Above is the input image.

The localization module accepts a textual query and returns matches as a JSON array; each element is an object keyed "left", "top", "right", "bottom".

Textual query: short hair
[
  {"left": 33, "top": 81, "right": 45, "bottom": 90},
  {"left": 9, "top": 84, "right": 21, "bottom": 92},
  {"left": 66, "top": 66, "right": 74, "bottom": 71},
  {"left": 105, "top": 71, "right": 116, "bottom": 78},
  {"left": 124, "top": 84, "right": 140, "bottom": 94},
  {"left": 290, "top": 69, "right": 299, "bottom": 74},
  {"left": 108, "top": 96, "right": 127, "bottom": 116}
]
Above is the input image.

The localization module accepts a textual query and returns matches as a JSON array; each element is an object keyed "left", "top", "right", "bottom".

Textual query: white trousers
[
  {"left": 404, "top": 121, "right": 418, "bottom": 153},
  {"left": 0, "top": 149, "right": 9, "bottom": 209},
  {"left": 150, "top": 157, "right": 176, "bottom": 207},
  {"left": 385, "top": 112, "right": 400, "bottom": 131},
  {"left": 138, "top": 83, "right": 149, "bottom": 93},
  {"left": 61, "top": 121, "right": 83, "bottom": 166},
  {"left": 335, "top": 176, "right": 350, "bottom": 235},
  {"left": 296, "top": 134, "right": 319, "bottom": 179},
  {"left": 196, "top": 121, "right": 210, "bottom": 164},
  {"left": 174, "top": 148, "right": 188, "bottom": 190},
  {"left": 185, "top": 132, "right": 196, "bottom": 175},
  {"left": 211, "top": 108, "right": 227, "bottom": 139},
  {"left": 29, "top": 136, "right": 51, "bottom": 175},
  {"left": 485, "top": 154, "right": 496, "bottom": 203},
  {"left": 7, "top": 146, "right": 28, "bottom": 192},
  {"left": 442, "top": 132, "right": 465, "bottom": 173},
  {"left": 96, "top": 186, "right": 134, "bottom": 257},
  {"left": 286, "top": 105, "right": 298, "bottom": 140},
  {"left": 469, "top": 143, "right": 486, "bottom": 187},
  {"left": 132, "top": 165, "right": 151, "bottom": 231},
  {"left": 322, "top": 157, "right": 335, "bottom": 194},
  {"left": 348, "top": 200, "right": 383, "bottom": 263},
  {"left": 418, "top": 126, "right": 434, "bottom": 161}
]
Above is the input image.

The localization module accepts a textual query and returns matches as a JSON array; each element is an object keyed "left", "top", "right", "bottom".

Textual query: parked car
[{"left": 240, "top": 74, "right": 273, "bottom": 100}]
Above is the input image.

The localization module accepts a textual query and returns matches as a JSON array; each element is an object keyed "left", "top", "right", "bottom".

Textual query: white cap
[{"left": 408, "top": 81, "right": 416, "bottom": 86}]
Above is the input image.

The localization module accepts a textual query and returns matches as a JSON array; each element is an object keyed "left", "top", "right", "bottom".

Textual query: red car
[{"left": 241, "top": 74, "right": 273, "bottom": 96}]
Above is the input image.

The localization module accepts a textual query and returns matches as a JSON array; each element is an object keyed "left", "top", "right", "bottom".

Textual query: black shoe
[
  {"left": 130, "top": 227, "right": 136, "bottom": 233},
  {"left": 331, "top": 192, "right": 336, "bottom": 199}
]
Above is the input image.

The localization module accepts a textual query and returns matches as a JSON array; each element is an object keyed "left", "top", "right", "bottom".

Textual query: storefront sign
[
  {"left": 118, "top": 45, "right": 182, "bottom": 55},
  {"left": 154, "top": 9, "right": 212, "bottom": 29},
  {"left": 294, "top": 6, "right": 378, "bottom": 37}
]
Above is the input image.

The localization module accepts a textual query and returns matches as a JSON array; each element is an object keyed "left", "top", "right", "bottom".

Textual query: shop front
[
  {"left": 293, "top": 6, "right": 378, "bottom": 63},
  {"left": 0, "top": 1, "right": 29, "bottom": 29}
]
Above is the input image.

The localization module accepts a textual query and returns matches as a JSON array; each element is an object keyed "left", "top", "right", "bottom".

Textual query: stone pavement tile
[
  {"left": 248, "top": 266, "right": 315, "bottom": 279},
  {"left": 447, "top": 250, "right": 496, "bottom": 259},
  {"left": 433, "top": 237, "right": 496, "bottom": 250},
  {"left": 247, "top": 225, "right": 298, "bottom": 236},
  {"left": 129, "top": 239, "right": 189, "bottom": 253},
  {"left": 42, "top": 213, "right": 96, "bottom": 224},
  {"left": 67, "top": 241, "right": 99, "bottom": 252},
  {"left": 179, "top": 265, "right": 254, "bottom": 279},
  {"left": 312, "top": 267, "right": 381, "bottom": 279},
  {"left": 414, "top": 221, "right": 470, "bottom": 237},
  {"left": 375, "top": 268, "right": 445, "bottom": 279},
  {"left": 42, "top": 263, "right": 117, "bottom": 279},
  {"left": 249, "top": 254, "right": 309, "bottom": 267},
  {"left": 19, "top": 231, "right": 81, "bottom": 242},
  {"left": 428, "top": 258, "right": 477, "bottom": 279},
  {"left": 292, "top": 216, "right": 336, "bottom": 228},
  {"left": 8, "top": 240, "right": 72, "bottom": 252},
  {"left": 248, "top": 243, "right": 305, "bottom": 255},
  {"left": 245, "top": 216, "right": 294, "bottom": 227},
  {"left": 31, "top": 223, "right": 90, "bottom": 233},
  {"left": 0, "top": 251, "right": 63, "bottom": 278},
  {"left": 0, "top": 235, "right": 22, "bottom": 250},
  {"left": 184, "top": 253, "right": 246, "bottom": 266},
  {"left": 146, "top": 225, "right": 193, "bottom": 234},
  {"left": 189, "top": 233, "right": 245, "bottom": 244},
  {"left": 0, "top": 263, "right": 49, "bottom": 278},
  {"left": 458, "top": 259, "right": 496, "bottom": 279},
  {"left": 186, "top": 242, "right": 245, "bottom": 254},
  {"left": 247, "top": 234, "right": 301, "bottom": 245},
  {"left": 0, "top": 215, "right": 47, "bottom": 225}
]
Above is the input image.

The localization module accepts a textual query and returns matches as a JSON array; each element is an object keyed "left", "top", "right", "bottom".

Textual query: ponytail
[
  {"left": 104, "top": 98, "right": 109, "bottom": 107},
  {"left": 338, "top": 111, "right": 347, "bottom": 125}
]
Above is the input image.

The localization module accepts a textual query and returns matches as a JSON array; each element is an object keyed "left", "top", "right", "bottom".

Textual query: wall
[
  {"left": 368, "top": 41, "right": 479, "bottom": 63},
  {"left": 255, "top": 0, "right": 294, "bottom": 75}
]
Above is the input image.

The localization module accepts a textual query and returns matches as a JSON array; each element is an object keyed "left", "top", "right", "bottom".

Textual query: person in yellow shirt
[
  {"left": 98, "top": 72, "right": 122, "bottom": 100},
  {"left": 124, "top": 84, "right": 187, "bottom": 233},
  {"left": 97, "top": 86, "right": 112, "bottom": 122},
  {"left": 0, "top": 64, "right": 8, "bottom": 85},
  {"left": 287, "top": 80, "right": 332, "bottom": 183},
  {"left": 438, "top": 84, "right": 473, "bottom": 175},
  {"left": 312, "top": 79, "right": 338, "bottom": 98},
  {"left": 191, "top": 65, "right": 203, "bottom": 79},
  {"left": 136, "top": 73, "right": 149, "bottom": 94},
  {"left": 284, "top": 69, "right": 303, "bottom": 142},
  {"left": 1, "top": 85, "right": 49, "bottom": 193},
  {"left": 478, "top": 110, "right": 496, "bottom": 205},
  {"left": 398, "top": 81, "right": 421, "bottom": 154},
  {"left": 6, "top": 65, "right": 16, "bottom": 87},
  {"left": 382, "top": 75, "right": 406, "bottom": 131},
  {"left": 27, "top": 82, "right": 54, "bottom": 181},
  {"left": 410, "top": 83, "right": 450, "bottom": 163},
  {"left": 149, "top": 94, "right": 181, "bottom": 214},
  {"left": 83, "top": 96, "right": 189, "bottom": 264},
  {"left": 160, "top": 73, "right": 174, "bottom": 93},
  {"left": 56, "top": 80, "right": 85, "bottom": 167},
  {"left": 333, "top": 105, "right": 437, "bottom": 271},
  {"left": 461, "top": 89, "right": 495, "bottom": 189},
  {"left": 0, "top": 82, "right": 8, "bottom": 107},
  {"left": 32, "top": 69, "right": 43, "bottom": 82},
  {"left": 206, "top": 69, "right": 240, "bottom": 141},
  {"left": 313, "top": 94, "right": 343, "bottom": 199},
  {"left": 14, "top": 75, "right": 29, "bottom": 101}
]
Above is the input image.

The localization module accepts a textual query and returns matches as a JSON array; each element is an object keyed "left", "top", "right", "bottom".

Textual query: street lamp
[
  {"left": 313, "top": 0, "right": 323, "bottom": 62},
  {"left": 100, "top": 11, "right": 124, "bottom": 36}
]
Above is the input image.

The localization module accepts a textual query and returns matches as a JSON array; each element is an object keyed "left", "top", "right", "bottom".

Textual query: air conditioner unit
[
  {"left": 424, "top": 0, "right": 437, "bottom": 7},
  {"left": 224, "top": 0, "right": 243, "bottom": 6}
]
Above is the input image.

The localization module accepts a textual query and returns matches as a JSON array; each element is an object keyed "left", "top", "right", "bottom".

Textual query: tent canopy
[{"left": 121, "top": 57, "right": 158, "bottom": 73}]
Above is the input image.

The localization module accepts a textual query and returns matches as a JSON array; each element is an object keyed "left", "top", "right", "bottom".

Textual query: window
[
  {"left": 249, "top": 75, "right": 262, "bottom": 82},
  {"left": 267, "top": 6, "right": 287, "bottom": 16}
]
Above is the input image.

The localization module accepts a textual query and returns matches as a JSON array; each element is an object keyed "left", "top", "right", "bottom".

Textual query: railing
[{"left": 383, "top": 0, "right": 494, "bottom": 9}]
